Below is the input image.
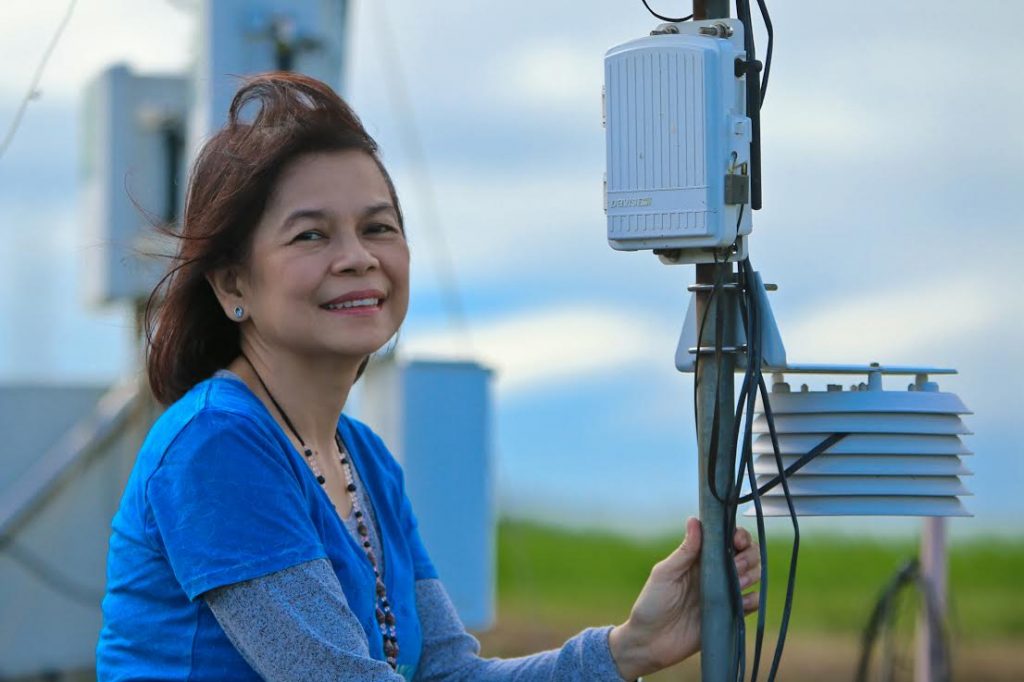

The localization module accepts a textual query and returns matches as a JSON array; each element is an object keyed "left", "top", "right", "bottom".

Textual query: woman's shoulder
[
  {"left": 165, "top": 372, "right": 266, "bottom": 424},
  {"left": 114, "top": 375, "right": 292, "bottom": 539},
  {"left": 144, "top": 375, "right": 280, "bottom": 466}
]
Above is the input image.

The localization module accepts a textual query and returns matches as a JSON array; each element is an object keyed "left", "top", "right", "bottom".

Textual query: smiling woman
[
  {"left": 94, "top": 72, "right": 760, "bottom": 682},
  {"left": 206, "top": 150, "right": 410, "bottom": 370}
]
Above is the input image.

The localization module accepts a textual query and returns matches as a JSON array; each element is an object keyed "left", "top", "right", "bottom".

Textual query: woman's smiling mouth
[{"left": 320, "top": 290, "right": 386, "bottom": 315}]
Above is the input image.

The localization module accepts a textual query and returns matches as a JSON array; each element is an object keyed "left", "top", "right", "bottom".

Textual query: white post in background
[
  {"left": 81, "top": 66, "right": 188, "bottom": 306},
  {"left": 359, "top": 357, "right": 496, "bottom": 630},
  {"left": 916, "top": 517, "right": 948, "bottom": 682}
]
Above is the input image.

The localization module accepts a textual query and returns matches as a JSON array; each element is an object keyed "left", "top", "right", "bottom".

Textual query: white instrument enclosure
[{"left": 604, "top": 19, "right": 752, "bottom": 261}]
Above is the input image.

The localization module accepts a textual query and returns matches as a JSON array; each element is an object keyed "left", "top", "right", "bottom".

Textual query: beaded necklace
[{"left": 240, "top": 354, "right": 400, "bottom": 668}]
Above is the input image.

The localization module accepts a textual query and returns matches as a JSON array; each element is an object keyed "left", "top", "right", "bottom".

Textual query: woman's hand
[{"left": 608, "top": 517, "right": 760, "bottom": 680}]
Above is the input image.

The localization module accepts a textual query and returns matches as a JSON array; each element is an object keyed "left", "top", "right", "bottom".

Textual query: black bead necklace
[{"left": 240, "top": 354, "right": 400, "bottom": 668}]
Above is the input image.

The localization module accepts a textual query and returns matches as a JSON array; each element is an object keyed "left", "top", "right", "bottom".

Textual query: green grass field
[{"left": 494, "top": 519, "right": 1024, "bottom": 641}]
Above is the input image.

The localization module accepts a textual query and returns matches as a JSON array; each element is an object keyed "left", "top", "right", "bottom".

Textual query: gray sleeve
[
  {"left": 204, "top": 557, "right": 405, "bottom": 682},
  {"left": 414, "top": 578, "right": 629, "bottom": 682}
]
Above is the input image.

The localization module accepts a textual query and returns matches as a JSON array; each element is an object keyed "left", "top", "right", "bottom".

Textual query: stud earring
[{"left": 233, "top": 306, "right": 245, "bottom": 319}]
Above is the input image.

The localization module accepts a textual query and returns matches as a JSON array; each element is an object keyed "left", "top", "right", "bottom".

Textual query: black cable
[
  {"left": 745, "top": 259, "right": 785, "bottom": 682},
  {"left": 728, "top": 2, "right": 772, "bottom": 676},
  {"left": 694, "top": 259, "right": 731, "bottom": 506},
  {"left": 689, "top": 260, "right": 717, "bottom": 453},
  {"left": 735, "top": 0, "right": 763, "bottom": 210},
  {"left": 856, "top": 559, "right": 952, "bottom": 682},
  {"left": 756, "top": 372, "right": 798, "bottom": 680},
  {"left": 734, "top": 266, "right": 754, "bottom": 681},
  {"left": 698, "top": 245, "right": 754, "bottom": 682},
  {"left": 738, "top": 253, "right": 836, "bottom": 682},
  {"left": 736, "top": 432, "right": 848, "bottom": 503},
  {"left": 721, "top": 212, "right": 758, "bottom": 682},
  {"left": 856, "top": 559, "right": 919, "bottom": 682},
  {"left": 754, "top": 0, "right": 773, "bottom": 104},
  {"left": 694, "top": 261, "right": 758, "bottom": 682},
  {"left": 732, "top": 255, "right": 848, "bottom": 682},
  {"left": 740, "top": 259, "right": 769, "bottom": 682},
  {"left": 640, "top": 0, "right": 692, "bottom": 23},
  {"left": 737, "top": 258, "right": 783, "bottom": 682},
  {"left": 728, "top": 257, "right": 768, "bottom": 680},
  {"left": 711, "top": 204, "right": 750, "bottom": 513}
]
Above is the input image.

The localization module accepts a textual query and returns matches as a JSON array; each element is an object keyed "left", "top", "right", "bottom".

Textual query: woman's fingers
[
  {"left": 742, "top": 589, "right": 760, "bottom": 614},
  {"left": 733, "top": 526, "right": 752, "bottom": 551},
  {"left": 733, "top": 546, "right": 760, "bottom": 576},
  {"left": 675, "top": 516, "right": 702, "bottom": 558},
  {"left": 733, "top": 528, "right": 761, "bottom": 614},
  {"left": 738, "top": 543, "right": 760, "bottom": 567},
  {"left": 653, "top": 517, "right": 703, "bottom": 580},
  {"left": 661, "top": 521, "right": 760, "bottom": 584},
  {"left": 738, "top": 565, "right": 761, "bottom": 590},
  {"left": 685, "top": 516, "right": 702, "bottom": 547}
]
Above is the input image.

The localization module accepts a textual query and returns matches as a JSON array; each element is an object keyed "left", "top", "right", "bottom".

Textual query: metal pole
[
  {"left": 695, "top": 0, "right": 731, "bottom": 21},
  {"left": 691, "top": 6, "right": 738, "bottom": 682},
  {"left": 695, "top": 264, "right": 738, "bottom": 682},
  {"left": 915, "top": 517, "right": 948, "bottom": 682},
  {"left": 695, "top": 262, "right": 738, "bottom": 681}
]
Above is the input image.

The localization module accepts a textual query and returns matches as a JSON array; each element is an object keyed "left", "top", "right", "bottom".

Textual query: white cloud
[
  {"left": 401, "top": 305, "right": 672, "bottom": 395},
  {"left": 0, "top": 0, "right": 192, "bottom": 101},
  {"left": 396, "top": 168, "right": 606, "bottom": 282},
  {"left": 780, "top": 273, "right": 1004, "bottom": 363},
  {"left": 496, "top": 43, "right": 601, "bottom": 112},
  {"left": 762, "top": 92, "right": 886, "bottom": 158}
]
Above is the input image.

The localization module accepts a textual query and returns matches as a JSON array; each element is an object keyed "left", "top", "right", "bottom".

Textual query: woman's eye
[
  {"left": 366, "top": 223, "right": 399, "bottom": 235},
  {"left": 292, "top": 230, "right": 325, "bottom": 242}
]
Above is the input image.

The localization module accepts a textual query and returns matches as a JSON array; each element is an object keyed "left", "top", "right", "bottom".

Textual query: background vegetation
[{"left": 475, "top": 520, "right": 1024, "bottom": 681}]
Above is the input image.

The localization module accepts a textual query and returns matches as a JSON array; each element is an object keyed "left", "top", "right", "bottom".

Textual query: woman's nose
[{"left": 329, "top": 233, "right": 379, "bottom": 275}]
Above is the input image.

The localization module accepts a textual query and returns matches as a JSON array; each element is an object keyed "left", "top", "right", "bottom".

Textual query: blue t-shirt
[{"left": 96, "top": 374, "right": 437, "bottom": 681}]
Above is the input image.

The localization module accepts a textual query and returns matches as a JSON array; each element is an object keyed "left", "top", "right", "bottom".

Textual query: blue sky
[{"left": 1, "top": 0, "right": 1021, "bottom": 536}]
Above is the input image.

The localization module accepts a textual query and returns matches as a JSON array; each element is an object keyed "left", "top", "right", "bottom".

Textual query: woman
[{"left": 96, "top": 72, "right": 760, "bottom": 681}]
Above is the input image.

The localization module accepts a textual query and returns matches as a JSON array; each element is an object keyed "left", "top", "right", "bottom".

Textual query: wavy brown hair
[{"left": 145, "top": 72, "right": 402, "bottom": 405}]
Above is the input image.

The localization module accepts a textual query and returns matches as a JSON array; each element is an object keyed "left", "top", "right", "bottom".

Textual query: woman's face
[{"left": 233, "top": 150, "right": 409, "bottom": 364}]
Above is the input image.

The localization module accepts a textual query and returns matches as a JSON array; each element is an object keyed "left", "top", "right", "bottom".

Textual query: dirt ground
[{"left": 475, "top": 618, "right": 1024, "bottom": 681}]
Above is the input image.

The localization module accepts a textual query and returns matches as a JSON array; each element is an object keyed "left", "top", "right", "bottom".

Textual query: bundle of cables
[
  {"left": 694, "top": 253, "right": 799, "bottom": 682},
  {"left": 638, "top": 3, "right": 851, "bottom": 681},
  {"left": 700, "top": 258, "right": 846, "bottom": 682},
  {"left": 855, "top": 558, "right": 952, "bottom": 682}
]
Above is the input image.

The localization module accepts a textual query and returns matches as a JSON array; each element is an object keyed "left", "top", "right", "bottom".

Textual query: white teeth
[{"left": 324, "top": 297, "right": 380, "bottom": 310}]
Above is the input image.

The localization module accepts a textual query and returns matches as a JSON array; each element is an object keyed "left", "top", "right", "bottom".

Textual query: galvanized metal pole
[
  {"left": 694, "top": 263, "right": 738, "bottom": 682},
  {"left": 915, "top": 517, "right": 949, "bottom": 682},
  {"left": 695, "top": 0, "right": 731, "bottom": 20},
  {"left": 692, "top": 3, "right": 739, "bottom": 682}
]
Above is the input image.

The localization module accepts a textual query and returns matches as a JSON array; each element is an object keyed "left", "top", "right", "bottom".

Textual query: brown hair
[{"left": 145, "top": 72, "right": 402, "bottom": 405}]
